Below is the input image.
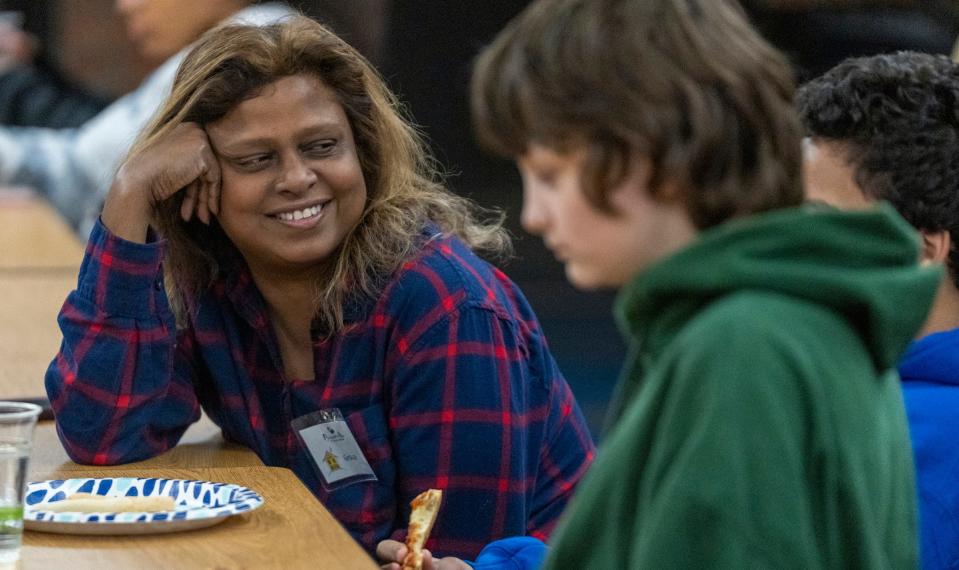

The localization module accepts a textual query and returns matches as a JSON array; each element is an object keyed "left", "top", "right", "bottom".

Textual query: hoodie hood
[{"left": 615, "top": 204, "right": 940, "bottom": 371}]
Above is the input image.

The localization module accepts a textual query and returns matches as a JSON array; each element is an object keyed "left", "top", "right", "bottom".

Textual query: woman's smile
[{"left": 267, "top": 200, "right": 331, "bottom": 229}]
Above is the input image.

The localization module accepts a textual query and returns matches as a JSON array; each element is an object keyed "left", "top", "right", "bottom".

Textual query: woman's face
[{"left": 206, "top": 74, "right": 368, "bottom": 277}]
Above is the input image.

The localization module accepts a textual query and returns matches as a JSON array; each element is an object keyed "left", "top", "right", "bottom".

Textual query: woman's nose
[{"left": 277, "top": 156, "right": 318, "bottom": 194}]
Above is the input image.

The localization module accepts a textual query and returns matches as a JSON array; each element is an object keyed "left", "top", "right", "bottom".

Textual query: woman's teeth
[{"left": 276, "top": 205, "right": 321, "bottom": 221}]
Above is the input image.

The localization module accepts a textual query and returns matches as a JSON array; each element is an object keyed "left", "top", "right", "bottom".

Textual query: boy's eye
[{"left": 533, "top": 168, "right": 559, "bottom": 186}]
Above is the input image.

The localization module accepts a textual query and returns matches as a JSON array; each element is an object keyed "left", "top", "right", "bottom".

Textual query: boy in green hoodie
[{"left": 377, "top": 0, "right": 940, "bottom": 568}]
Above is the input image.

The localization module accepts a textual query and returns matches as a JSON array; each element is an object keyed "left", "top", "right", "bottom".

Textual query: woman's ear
[{"left": 919, "top": 229, "right": 951, "bottom": 267}]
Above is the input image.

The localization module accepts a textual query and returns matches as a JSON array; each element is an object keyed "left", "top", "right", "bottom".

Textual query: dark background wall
[{"left": 6, "top": 0, "right": 959, "bottom": 439}]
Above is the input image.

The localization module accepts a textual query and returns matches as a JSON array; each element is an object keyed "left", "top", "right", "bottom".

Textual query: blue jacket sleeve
[{"left": 467, "top": 537, "right": 547, "bottom": 570}]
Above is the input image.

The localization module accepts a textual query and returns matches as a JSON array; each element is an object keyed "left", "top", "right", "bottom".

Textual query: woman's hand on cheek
[
  {"left": 102, "top": 122, "right": 222, "bottom": 243},
  {"left": 177, "top": 135, "right": 222, "bottom": 225},
  {"left": 376, "top": 539, "right": 471, "bottom": 570}
]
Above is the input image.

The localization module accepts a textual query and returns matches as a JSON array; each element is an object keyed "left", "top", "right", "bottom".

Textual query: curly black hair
[{"left": 796, "top": 51, "right": 959, "bottom": 287}]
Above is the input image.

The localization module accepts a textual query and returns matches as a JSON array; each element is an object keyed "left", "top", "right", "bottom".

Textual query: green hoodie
[{"left": 543, "top": 205, "right": 939, "bottom": 569}]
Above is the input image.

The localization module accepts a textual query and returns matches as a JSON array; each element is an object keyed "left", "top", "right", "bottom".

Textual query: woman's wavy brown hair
[
  {"left": 471, "top": 0, "right": 804, "bottom": 229},
  {"left": 131, "top": 15, "right": 509, "bottom": 333}
]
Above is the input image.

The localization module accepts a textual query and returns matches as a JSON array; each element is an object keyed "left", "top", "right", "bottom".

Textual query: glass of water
[{"left": 0, "top": 402, "right": 41, "bottom": 565}]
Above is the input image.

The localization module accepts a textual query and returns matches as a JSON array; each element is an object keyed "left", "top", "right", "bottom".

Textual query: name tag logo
[{"left": 323, "top": 449, "right": 342, "bottom": 471}]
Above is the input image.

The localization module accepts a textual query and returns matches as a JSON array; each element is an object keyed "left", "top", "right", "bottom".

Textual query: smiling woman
[
  {"left": 44, "top": 16, "right": 595, "bottom": 560},
  {"left": 207, "top": 75, "right": 368, "bottom": 281}
]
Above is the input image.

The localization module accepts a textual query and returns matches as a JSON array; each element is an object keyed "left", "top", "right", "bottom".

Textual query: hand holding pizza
[
  {"left": 376, "top": 542, "right": 470, "bottom": 570},
  {"left": 377, "top": 489, "right": 469, "bottom": 570}
]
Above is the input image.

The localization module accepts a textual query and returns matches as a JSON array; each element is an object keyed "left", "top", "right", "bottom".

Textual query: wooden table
[
  {"left": 0, "top": 189, "right": 82, "bottom": 399},
  {"left": 23, "top": 466, "right": 377, "bottom": 570},
  {"left": 0, "top": 189, "right": 84, "bottom": 270},
  {"left": 0, "top": 272, "right": 77, "bottom": 399},
  {"left": 1, "top": 193, "right": 379, "bottom": 568}
]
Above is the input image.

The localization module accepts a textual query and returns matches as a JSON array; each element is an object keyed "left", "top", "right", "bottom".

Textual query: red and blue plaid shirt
[{"left": 46, "top": 219, "right": 595, "bottom": 558}]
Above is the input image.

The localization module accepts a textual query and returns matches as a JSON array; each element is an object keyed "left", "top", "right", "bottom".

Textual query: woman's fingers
[
  {"left": 163, "top": 124, "right": 220, "bottom": 223},
  {"left": 182, "top": 133, "right": 221, "bottom": 225},
  {"left": 203, "top": 149, "right": 222, "bottom": 217},
  {"left": 180, "top": 181, "right": 198, "bottom": 222},
  {"left": 196, "top": 185, "right": 211, "bottom": 225},
  {"left": 178, "top": 142, "right": 221, "bottom": 225},
  {"left": 195, "top": 168, "right": 211, "bottom": 225}
]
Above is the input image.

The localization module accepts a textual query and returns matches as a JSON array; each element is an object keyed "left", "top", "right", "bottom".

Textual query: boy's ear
[
  {"left": 628, "top": 157, "right": 683, "bottom": 203},
  {"left": 610, "top": 154, "right": 653, "bottom": 199},
  {"left": 919, "top": 229, "right": 951, "bottom": 266},
  {"left": 654, "top": 177, "right": 685, "bottom": 203}
]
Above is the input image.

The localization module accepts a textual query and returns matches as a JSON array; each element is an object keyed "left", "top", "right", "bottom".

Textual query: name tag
[{"left": 293, "top": 409, "right": 377, "bottom": 491}]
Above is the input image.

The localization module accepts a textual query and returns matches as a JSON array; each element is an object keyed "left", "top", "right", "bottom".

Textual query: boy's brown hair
[{"left": 471, "top": 0, "right": 804, "bottom": 229}]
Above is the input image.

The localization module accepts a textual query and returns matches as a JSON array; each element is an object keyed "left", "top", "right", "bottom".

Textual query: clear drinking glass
[{"left": 0, "top": 402, "right": 41, "bottom": 565}]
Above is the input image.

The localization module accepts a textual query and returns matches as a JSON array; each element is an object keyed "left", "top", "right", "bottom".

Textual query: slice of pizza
[{"left": 401, "top": 489, "right": 443, "bottom": 570}]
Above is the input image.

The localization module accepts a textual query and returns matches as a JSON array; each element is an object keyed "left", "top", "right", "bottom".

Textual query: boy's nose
[{"left": 520, "top": 197, "right": 547, "bottom": 236}]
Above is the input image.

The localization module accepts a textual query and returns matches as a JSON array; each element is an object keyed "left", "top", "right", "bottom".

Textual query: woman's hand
[
  {"left": 102, "top": 122, "right": 221, "bottom": 243},
  {"left": 376, "top": 539, "right": 471, "bottom": 570}
]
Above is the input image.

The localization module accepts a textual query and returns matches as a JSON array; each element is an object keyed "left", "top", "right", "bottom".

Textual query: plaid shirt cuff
[{"left": 76, "top": 217, "right": 168, "bottom": 318}]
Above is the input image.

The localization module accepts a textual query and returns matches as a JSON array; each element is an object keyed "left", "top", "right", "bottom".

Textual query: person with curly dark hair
[{"left": 797, "top": 51, "right": 959, "bottom": 570}]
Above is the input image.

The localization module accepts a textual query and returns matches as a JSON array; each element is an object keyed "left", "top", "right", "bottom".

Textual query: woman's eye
[
  {"left": 236, "top": 155, "right": 272, "bottom": 170},
  {"left": 304, "top": 140, "right": 336, "bottom": 156}
]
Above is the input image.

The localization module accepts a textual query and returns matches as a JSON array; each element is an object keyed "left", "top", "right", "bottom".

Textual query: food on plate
[
  {"left": 402, "top": 489, "right": 443, "bottom": 570},
  {"left": 36, "top": 492, "right": 176, "bottom": 513}
]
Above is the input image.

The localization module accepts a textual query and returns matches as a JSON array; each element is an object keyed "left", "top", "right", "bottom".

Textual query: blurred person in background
[
  {"left": 379, "top": 0, "right": 940, "bottom": 568},
  {"left": 0, "top": 3, "right": 110, "bottom": 128},
  {"left": 0, "top": 0, "right": 293, "bottom": 234},
  {"left": 44, "top": 16, "right": 594, "bottom": 559},
  {"left": 798, "top": 51, "right": 959, "bottom": 570}
]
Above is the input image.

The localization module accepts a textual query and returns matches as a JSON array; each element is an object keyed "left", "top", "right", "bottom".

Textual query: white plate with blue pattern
[{"left": 23, "top": 477, "right": 264, "bottom": 535}]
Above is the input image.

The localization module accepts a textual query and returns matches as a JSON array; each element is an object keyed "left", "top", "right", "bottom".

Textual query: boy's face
[
  {"left": 802, "top": 138, "right": 872, "bottom": 209},
  {"left": 517, "top": 144, "right": 696, "bottom": 290}
]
